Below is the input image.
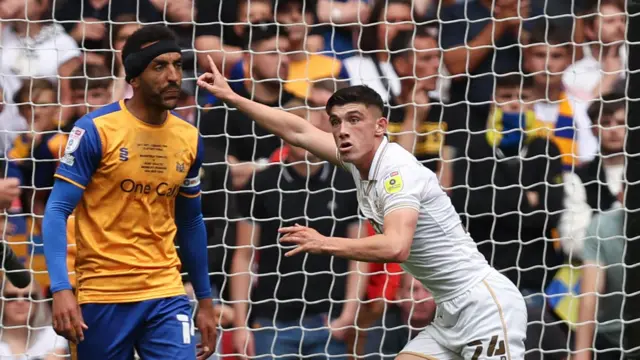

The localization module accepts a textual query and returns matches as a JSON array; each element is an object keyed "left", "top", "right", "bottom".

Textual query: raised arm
[{"left": 197, "top": 55, "right": 339, "bottom": 165}]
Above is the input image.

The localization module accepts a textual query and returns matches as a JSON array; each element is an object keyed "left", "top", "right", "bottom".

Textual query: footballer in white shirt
[{"left": 198, "top": 55, "right": 528, "bottom": 360}]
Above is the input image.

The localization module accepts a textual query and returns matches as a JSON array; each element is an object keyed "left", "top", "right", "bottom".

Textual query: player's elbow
[{"left": 388, "top": 239, "right": 411, "bottom": 262}]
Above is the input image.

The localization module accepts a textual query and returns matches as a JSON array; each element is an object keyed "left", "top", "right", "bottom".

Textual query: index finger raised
[{"left": 206, "top": 55, "right": 221, "bottom": 76}]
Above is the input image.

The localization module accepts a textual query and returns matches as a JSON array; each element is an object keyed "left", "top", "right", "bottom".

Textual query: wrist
[{"left": 197, "top": 297, "right": 214, "bottom": 309}]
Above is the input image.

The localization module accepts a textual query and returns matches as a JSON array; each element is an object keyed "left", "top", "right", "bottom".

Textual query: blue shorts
[{"left": 72, "top": 295, "right": 195, "bottom": 360}]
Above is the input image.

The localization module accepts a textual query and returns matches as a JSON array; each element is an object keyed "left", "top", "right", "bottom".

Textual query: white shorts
[{"left": 400, "top": 269, "right": 528, "bottom": 360}]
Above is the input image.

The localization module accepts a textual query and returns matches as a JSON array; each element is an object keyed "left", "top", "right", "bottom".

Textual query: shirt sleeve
[
  {"left": 179, "top": 135, "right": 204, "bottom": 198},
  {"left": 54, "top": 116, "right": 102, "bottom": 189},
  {"left": 378, "top": 166, "right": 423, "bottom": 216}
]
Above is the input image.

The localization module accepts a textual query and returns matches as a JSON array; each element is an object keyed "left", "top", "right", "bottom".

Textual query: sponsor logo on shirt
[
  {"left": 65, "top": 127, "right": 85, "bottom": 154},
  {"left": 61, "top": 153, "right": 75, "bottom": 166},
  {"left": 119, "top": 148, "right": 129, "bottom": 161},
  {"left": 383, "top": 171, "right": 403, "bottom": 194},
  {"left": 119, "top": 179, "right": 180, "bottom": 197}
]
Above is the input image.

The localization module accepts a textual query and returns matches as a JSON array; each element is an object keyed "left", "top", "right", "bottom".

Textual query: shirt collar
[{"left": 367, "top": 136, "right": 389, "bottom": 180}]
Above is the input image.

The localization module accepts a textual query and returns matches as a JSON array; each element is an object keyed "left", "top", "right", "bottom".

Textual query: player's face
[
  {"left": 329, "top": 103, "right": 386, "bottom": 164},
  {"left": 596, "top": 108, "right": 626, "bottom": 154},
  {"left": 138, "top": 52, "right": 183, "bottom": 110},
  {"left": 524, "top": 45, "right": 571, "bottom": 90}
]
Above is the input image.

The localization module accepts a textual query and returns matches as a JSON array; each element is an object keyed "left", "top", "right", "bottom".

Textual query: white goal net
[{"left": 0, "top": 0, "right": 633, "bottom": 359}]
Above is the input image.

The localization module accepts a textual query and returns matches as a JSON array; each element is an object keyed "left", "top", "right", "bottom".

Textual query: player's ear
[
  {"left": 130, "top": 76, "right": 140, "bottom": 89},
  {"left": 375, "top": 117, "right": 388, "bottom": 136}
]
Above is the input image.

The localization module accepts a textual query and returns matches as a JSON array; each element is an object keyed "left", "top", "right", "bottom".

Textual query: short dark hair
[
  {"left": 121, "top": 25, "right": 180, "bottom": 67},
  {"left": 325, "top": 85, "right": 384, "bottom": 115},
  {"left": 389, "top": 24, "right": 439, "bottom": 64},
  {"left": 528, "top": 21, "right": 573, "bottom": 49},
  {"left": 587, "top": 91, "right": 627, "bottom": 125},
  {"left": 70, "top": 64, "right": 113, "bottom": 92},
  {"left": 243, "top": 22, "right": 287, "bottom": 50},
  {"left": 495, "top": 74, "right": 534, "bottom": 90}
]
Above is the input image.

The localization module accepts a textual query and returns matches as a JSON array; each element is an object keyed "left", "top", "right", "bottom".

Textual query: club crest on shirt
[
  {"left": 176, "top": 161, "right": 186, "bottom": 173},
  {"left": 383, "top": 171, "right": 403, "bottom": 194},
  {"left": 65, "top": 127, "right": 85, "bottom": 154}
]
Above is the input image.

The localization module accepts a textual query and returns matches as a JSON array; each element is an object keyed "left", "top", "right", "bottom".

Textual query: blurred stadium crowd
[{"left": 0, "top": 0, "right": 630, "bottom": 359}]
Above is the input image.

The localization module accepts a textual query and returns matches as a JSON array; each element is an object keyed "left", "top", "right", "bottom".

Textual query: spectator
[
  {"left": 0, "top": 278, "right": 69, "bottom": 359},
  {"left": 386, "top": 28, "right": 467, "bottom": 190},
  {"left": 54, "top": 0, "right": 195, "bottom": 53},
  {"left": 275, "top": 0, "right": 350, "bottom": 99},
  {"left": 105, "top": 14, "right": 142, "bottom": 100},
  {"left": 66, "top": 63, "right": 114, "bottom": 127},
  {"left": 6, "top": 79, "right": 65, "bottom": 216},
  {"left": 574, "top": 183, "right": 626, "bottom": 360},
  {"left": 225, "top": 0, "right": 349, "bottom": 100},
  {"left": 199, "top": 23, "right": 294, "bottom": 189},
  {"left": 564, "top": 0, "right": 626, "bottom": 101},
  {"left": 523, "top": 21, "right": 599, "bottom": 168},
  {"left": 559, "top": 93, "right": 626, "bottom": 260},
  {"left": 440, "top": 0, "right": 534, "bottom": 109},
  {"left": 452, "top": 74, "right": 564, "bottom": 307},
  {"left": 362, "top": 273, "right": 436, "bottom": 360},
  {"left": 194, "top": 0, "right": 273, "bottom": 72},
  {"left": 0, "top": 0, "right": 80, "bottom": 155},
  {"left": 231, "top": 98, "right": 363, "bottom": 359},
  {"left": 315, "top": 0, "right": 371, "bottom": 59},
  {"left": 0, "top": 179, "right": 21, "bottom": 211},
  {"left": 343, "top": 0, "right": 414, "bottom": 103}
]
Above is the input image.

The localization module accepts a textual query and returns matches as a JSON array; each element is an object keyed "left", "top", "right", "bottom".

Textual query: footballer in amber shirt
[{"left": 54, "top": 100, "right": 202, "bottom": 305}]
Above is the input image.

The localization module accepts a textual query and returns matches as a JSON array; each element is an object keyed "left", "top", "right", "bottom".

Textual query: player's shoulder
[
  {"left": 376, "top": 142, "right": 427, "bottom": 178},
  {"left": 84, "top": 101, "right": 124, "bottom": 123}
]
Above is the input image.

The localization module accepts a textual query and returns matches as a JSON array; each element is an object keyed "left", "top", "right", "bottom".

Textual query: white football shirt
[{"left": 339, "top": 137, "right": 492, "bottom": 303}]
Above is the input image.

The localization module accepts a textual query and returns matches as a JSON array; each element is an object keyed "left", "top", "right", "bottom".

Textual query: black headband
[{"left": 124, "top": 40, "right": 182, "bottom": 83}]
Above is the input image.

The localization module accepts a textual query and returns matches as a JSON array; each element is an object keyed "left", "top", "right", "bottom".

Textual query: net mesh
[{"left": 0, "top": 0, "right": 633, "bottom": 358}]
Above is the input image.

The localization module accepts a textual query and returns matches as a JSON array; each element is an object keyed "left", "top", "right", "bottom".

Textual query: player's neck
[
  {"left": 356, "top": 137, "right": 384, "bottom": 180},
  {"left": 244, "top": 81, "right": 281, "bottom": 104},
  {"left": 125, "top": 96, "right": 168, "bottom": 126}
]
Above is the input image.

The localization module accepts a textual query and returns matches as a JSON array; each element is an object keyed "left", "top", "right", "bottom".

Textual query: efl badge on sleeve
[
  {"left": 65, "top": 127, "right": 85, "bottom": 154},
  {"left": 383, "top": 171, "right": 403, "bottom": 194}
]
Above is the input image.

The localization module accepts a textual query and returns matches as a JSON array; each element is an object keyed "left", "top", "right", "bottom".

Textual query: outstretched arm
[
  {"left": 279, "top": 208, "right": 418, "bottom": 263},
  {"left": 197, "top": 55, "right": 339, "bottom": 165}
]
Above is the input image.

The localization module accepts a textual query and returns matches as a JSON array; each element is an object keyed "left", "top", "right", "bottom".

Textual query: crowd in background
[{"left": 0, "top": 0, "right": 630, "bottom": 358}]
